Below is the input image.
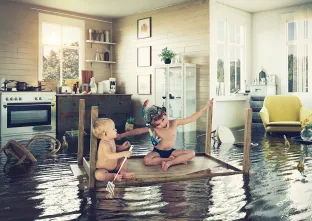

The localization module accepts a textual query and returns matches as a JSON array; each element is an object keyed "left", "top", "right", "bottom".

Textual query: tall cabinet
[{"left": 154, "top": 63, "right": 196, "bottom": 132}]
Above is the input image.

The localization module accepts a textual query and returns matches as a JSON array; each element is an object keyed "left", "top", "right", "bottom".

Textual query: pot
[
  {"left": 16, "top": 82, "right": 28, "bottom": 91},
  {"left": 27, "top": 86, "right": 41, "bottom": 91}
]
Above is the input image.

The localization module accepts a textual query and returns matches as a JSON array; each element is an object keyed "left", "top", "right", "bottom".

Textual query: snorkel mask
[{"left": 142, "top": 100, "right": 165, "bottom": 146}]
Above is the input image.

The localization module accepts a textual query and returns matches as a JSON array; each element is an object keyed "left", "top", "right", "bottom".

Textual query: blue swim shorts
[{"left": 152, "top": 147, "right": 176, "bottom": 158}]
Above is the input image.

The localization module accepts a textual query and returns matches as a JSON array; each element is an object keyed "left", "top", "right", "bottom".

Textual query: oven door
[
  {"left": 1, "top": 102, "right": 54, "bottom": 136},
  {"left": 6, "top": 102, "right": 52, "bottom": 128}
]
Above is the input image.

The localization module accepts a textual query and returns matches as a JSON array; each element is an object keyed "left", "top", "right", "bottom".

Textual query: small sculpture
[
  {"left": 297, "top": 160, "right": 304, "bottom": 172},
  {"left": 283, "top": 135, "right": 290, "bottom": 147}
]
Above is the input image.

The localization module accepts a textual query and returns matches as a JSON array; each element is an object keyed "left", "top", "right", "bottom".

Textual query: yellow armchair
[{"left": 259, "top": 95, "right": 312, "bottom": 133}]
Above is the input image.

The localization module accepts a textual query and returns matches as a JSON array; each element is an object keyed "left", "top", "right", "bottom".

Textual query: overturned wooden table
[{"left": 70, "top": 99, "right": 252, "bottom": 188}]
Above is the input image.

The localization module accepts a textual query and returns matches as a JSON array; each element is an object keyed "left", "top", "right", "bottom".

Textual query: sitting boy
[
  {"left": 117, "top": 98, "right": 214, "bottom": 171},
  {"left": 93, "top": 118, "right": 135, "bottom": 181}
]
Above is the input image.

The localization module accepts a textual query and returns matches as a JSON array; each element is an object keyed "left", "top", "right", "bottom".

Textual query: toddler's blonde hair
[{"left": 92, "top": 118, "right": 113, "bottom": 139}]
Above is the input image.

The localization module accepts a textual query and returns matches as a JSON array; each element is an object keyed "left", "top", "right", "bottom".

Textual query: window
[
  {"left": 216, "top": 20, "right": 245, "bottom": 95},
  {"left": 39, "top": 13, "right": 85, "bottom": 84},
  {"left": 286, "top": 19, "right": 310, "bottom": 92}
]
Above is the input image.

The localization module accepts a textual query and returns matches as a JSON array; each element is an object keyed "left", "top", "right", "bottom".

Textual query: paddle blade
[{"left": 106, "top": 181, "right": 115, "bottom": 194}]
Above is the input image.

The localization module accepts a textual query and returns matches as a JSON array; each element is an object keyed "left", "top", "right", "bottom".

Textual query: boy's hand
[
  {"left": 115, "top": 174, "right": 123, "bottom": 182},
  {"left": 123, "top": 150, "right": 132, "bottom": 158},
  {"left": 122, "top": 141, "right": 131, "bottom": 148},
  {"left": 203, "top": 98, "right": 214, "bottom": 111}
]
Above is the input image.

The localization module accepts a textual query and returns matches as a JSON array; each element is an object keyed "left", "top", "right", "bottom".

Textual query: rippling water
[{"left": 0, "top": 129, "right": 312, "bottom": 221}]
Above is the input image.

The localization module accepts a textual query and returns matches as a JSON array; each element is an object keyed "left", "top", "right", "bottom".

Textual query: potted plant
[
  {"left": 158, "top": 47, "right": 176, "bottom": 64},
  {"left": 125, "top": 117, "right": 135, "bottom": 131}
]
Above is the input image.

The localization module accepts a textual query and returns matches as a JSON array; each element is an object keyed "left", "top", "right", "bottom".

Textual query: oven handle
[{"left": 3, "top": 104, "right": 55, "bottom": 108}]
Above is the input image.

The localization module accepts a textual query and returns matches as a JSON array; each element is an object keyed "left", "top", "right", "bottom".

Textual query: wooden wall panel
[{"left": 0, "top": 2, "right": 112, "bottom": 86}]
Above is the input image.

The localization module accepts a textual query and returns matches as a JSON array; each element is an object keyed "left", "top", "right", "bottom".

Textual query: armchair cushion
[{"left": 267, "top": 121, "right": 301, "bottom": 126}]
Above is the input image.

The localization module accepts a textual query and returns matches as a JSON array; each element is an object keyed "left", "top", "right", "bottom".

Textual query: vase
[
  {"left": 164, "top": 59, "right": 171, "bottom": 64},
  {"left": 300, "top": 127, "right": 312, "bottom": 141}
]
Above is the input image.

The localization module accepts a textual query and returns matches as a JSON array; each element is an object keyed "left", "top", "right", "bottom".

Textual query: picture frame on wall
[
  {"left": 137, "top": 74, "right": 151, "bottom": 95},
  {"left": 137, "top": 46, "right": 151, "bottom": 67},
  {"left": 137, "top": 17, "right": 151, "bottom": 39}
]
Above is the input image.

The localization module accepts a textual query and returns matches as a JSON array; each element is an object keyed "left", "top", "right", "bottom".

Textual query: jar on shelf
[
  {"left": 105, "top": 30, "right": 110, "bottom": 43},
  {"left": 96, "top": 30, "right": 101, "bottom": 41},
  {"left": 100, "top": 31, "right": 105, "bottom": 42},
  {"left": 88, "top": 29, "right": 93, "bottom": 40},
  {"left": 95, "top": 49, "right": 100, "bottom": 61}
]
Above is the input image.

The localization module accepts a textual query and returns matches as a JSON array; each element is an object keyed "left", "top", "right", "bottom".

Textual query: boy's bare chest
[{"left": 156, "top": 126, "right": 176, "bottom": 139}]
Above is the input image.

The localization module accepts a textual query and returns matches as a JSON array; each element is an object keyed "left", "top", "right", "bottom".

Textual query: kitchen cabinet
[
  {"left": 56, "top": 94, "right": 132, "bottom": 136},
  {"left": 154, "top": 63, "right": 197, "bottom": 132}
]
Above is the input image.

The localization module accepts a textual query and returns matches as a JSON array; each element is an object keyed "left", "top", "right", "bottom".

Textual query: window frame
[
  {"left": 281, "top": 10, "right": 312, "bottom": 94},
  {"left": 216, "top": 19, "right": 246, "bottom": 95},
  {"left": 38, "top": 13, "right": 85, "bottom": 83}
]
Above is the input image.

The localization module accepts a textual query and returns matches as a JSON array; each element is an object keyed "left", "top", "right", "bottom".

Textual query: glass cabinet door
[
  {"left": 154, "top": 67, "right": 167, "bottom": 108},
  {"left": 168, "top": 66, "right": 183, "bottom": 120},
  {"left": 184, "top": 65, "right": 196, "bottom": 132}
]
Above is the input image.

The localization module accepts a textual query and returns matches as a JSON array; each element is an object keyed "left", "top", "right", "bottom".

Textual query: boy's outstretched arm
[
  {"left": 176, "top": 98, "right": 213, "bottom": 126},
  {"left": 116, "top": 127, "right": 149, "bottom": 140}
]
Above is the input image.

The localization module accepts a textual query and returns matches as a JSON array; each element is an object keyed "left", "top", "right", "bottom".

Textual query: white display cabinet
[{"left": 154, "top": 63, "right": 196, "bottom": 132}]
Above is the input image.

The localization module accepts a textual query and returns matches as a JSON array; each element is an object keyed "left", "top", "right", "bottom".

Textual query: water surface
[{"left": 0, "top": 129, "right": 312, "bottom": 221}]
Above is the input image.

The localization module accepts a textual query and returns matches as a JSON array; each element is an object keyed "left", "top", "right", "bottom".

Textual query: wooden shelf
[
  {"left": 86, "top": 60, "right": 116, "bottom": 64},
  {"left": 86, "top": 60, "right": 116, "bottom": 65},
  {"left": 86, "top": 40, "right": 116, "bottom": 47}
]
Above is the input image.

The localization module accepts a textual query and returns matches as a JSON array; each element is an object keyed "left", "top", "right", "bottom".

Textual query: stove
[{"left": 0, "top": 91, "right": 56, "bottom": 137}]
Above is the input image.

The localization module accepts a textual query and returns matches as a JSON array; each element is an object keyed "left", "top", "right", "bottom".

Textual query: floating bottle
[{"left": 62, "top": 136, "right": 68, "bottom": 149}]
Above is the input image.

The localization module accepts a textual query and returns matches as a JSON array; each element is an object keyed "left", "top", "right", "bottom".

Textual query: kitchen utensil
[
  {"left": 81, "top": 70, "right": 94, "bottom": 84},
  {"left": 103, "top": 80, "right": 110, "bottom": 93},
  {"left": 89, "top": 77, "right": 97, "bottom": 93},
  {"left": 16, "top": 82, "right": 28, "bottom": 91},
  {"left": 109, "top": 78, "right": 116, "bottom": 94},
  {"left": 106, "top": 145, "right": 134, "bottom": 194},
  {"left": 97, "top": 82, "right": 104, "bottom": 94}
]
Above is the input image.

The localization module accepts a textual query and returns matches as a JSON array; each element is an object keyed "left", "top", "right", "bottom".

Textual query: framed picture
[
  {"left": 137, "top": 46, "right": 151, "bottom": 67},
  {"left": 137, "top": 74, "right": 151, "bottom": 95},
  {"left": 137, "top": 17, "right": 151, "bottom": 39}
]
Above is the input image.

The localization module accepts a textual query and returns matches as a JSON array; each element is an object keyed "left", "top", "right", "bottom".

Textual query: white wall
[
  {"left": 210, "top": 0, "right": 252, "bottom": 97},
  {"left": 210, "top": 0, "right": 252, "bottom": 129},
  {"left": 252, "top": 3, "right": 312, "bottom": 103}
]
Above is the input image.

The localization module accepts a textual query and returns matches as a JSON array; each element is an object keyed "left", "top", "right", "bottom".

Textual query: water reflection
[{"left": 3, "top": 130, "right": 312, "bottom": 220}]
